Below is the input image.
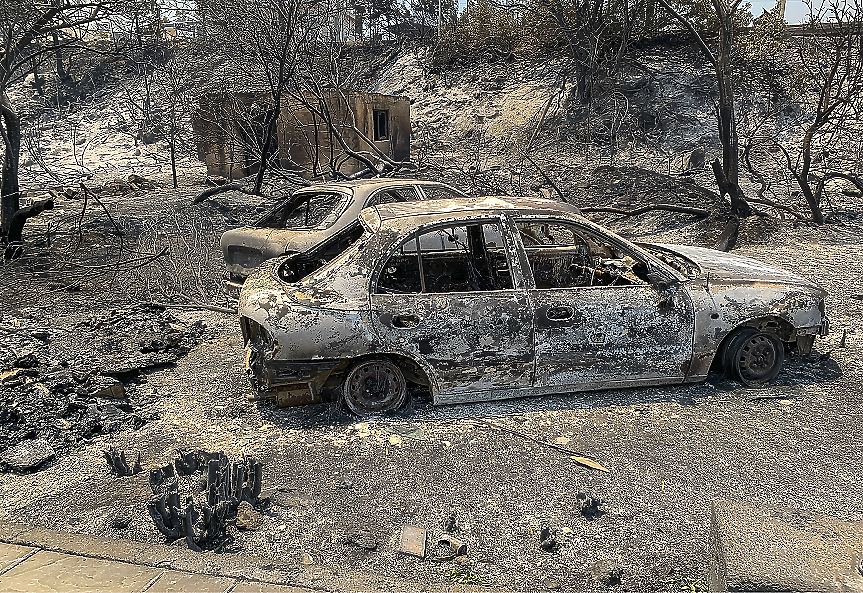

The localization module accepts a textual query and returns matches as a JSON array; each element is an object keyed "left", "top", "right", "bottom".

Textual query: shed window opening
[{"left": 373, "top": 110, "right": 389, "bottom": 141}]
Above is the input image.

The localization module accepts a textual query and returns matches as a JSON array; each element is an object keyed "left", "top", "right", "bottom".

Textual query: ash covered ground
[{"left": 1, "top": 48, "right": 862, "bottom": 592}]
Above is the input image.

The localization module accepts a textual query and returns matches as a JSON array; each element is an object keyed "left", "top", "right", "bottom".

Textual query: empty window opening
[
  {"left": 377, "top": 222, "right": 513, "bottom": 294},
  {"left": 373, "top": 110, "right": 389, "bottom": 141}
]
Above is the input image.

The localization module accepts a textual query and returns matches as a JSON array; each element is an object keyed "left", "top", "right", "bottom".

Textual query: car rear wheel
[
  {"left": 724, "top": 328, "right": 785, "bottom": 386},
  {"left": 342, "top": 358, "right": 408, "bottom": 415}
]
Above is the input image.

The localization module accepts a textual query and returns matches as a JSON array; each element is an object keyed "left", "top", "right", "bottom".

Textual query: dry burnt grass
[{"left": 0, "top": 170, "right": 861, "bottom": 591}]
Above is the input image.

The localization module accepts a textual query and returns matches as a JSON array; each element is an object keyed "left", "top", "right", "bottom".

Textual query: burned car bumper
[{"left": 241, "top": 316, "right": 346, "bottom": 406}]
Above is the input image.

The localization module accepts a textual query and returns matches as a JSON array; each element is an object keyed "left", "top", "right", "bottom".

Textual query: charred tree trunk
[
  {"left": 0, "top": 91, "right": 22, "bottom": 237},
  {"left": 715, "top": 2, "right": 741, "bottom": 195},
  {"left": 6, "top": 199, "right": 54, "bottom": 245},
  {"left": 795, "top": 124, "right": 825, "bottom": 224},
  {"left": 253, "top": 105, "right": 279, "bottom": 195},
  {"left": 252, "top": 27, "right": 291, "bottom": 196},
  {"left": 169, "top": 106, "right": 178, "bottom": 189},
  {"left": 657, "top": 0, "right": 753, "bottom": 218},
  {"left": 51, "top": 30, "right": 68, "bottom": 81},
  {"left": 712, "top": 159, "right": 751, "bottom": 217}
]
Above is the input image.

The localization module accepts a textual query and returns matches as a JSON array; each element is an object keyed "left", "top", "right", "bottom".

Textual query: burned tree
[
  {"left": 0, "top": 0, "right": 154, "bottom": 238},
  {"left": 737, "top": 0, "right": 863, "bottom": 223},
  {"left": 774, "top": 0, "right": 863, "bottom": 223},
  {"left": 656, "top": 0, "right": 753, "bottom": 219}
]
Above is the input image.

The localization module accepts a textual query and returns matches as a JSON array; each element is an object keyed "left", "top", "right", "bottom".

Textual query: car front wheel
[
  {"left": 724, "top": 328, "right": 785, "bottom": 386},
  {"left": 342, "top": 358, "right": 408, "bottom": 415}
]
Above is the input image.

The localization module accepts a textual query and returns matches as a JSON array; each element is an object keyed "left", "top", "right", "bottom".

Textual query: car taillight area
[{"left": 241, "top": 317, "right": 276, "bottom": 393}]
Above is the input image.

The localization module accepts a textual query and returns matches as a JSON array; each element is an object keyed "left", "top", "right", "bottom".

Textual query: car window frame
[
  {"left": 416, "top": 184, "right": 469, "bottom": 201},
  {"left": 253, "top": 189, "right": 352, "bottom": 230},
  {"left": 370, "top": 215, "right": 525, "bottom": 296},
  {"left": 364, "top": 186, "right": 420, "bottom": 208}
]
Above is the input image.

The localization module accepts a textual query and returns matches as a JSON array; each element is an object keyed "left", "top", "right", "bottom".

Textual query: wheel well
[
  {"left": 322, "top": 353, "right": 432, "bottom": 396},
  {"left": 710, "top": 317, "right": 795, "bottom": 372}
]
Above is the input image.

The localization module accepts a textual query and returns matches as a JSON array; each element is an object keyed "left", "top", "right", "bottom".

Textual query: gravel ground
[{"left": 0, "top": 183, "right": 860, "bottom": 592}]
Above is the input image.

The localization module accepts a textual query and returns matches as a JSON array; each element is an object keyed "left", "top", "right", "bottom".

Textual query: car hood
[{"left": 651, "top": 244, "right": 825, "bottom": 294}]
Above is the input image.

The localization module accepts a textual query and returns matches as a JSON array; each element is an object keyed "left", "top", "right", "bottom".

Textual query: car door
[
  {"left": 514, "top": 218, "right": 695, "bottom": 389},
  {"left": 370, "top": 218, "right": 534, "bottom": 399}
]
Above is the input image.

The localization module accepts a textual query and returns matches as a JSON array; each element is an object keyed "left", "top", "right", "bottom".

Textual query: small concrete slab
[
  {"left": 0, "top": 543, "right": 35, "bottom": 573},
  {"left": 709, "top": 499, "right": 863, "bottom": 591},
  {"left": 145, "top": 570, "right": 235, "bottom": 592},
  {"left": 0, "top": 550, "right": 161, "bottom": 592}
]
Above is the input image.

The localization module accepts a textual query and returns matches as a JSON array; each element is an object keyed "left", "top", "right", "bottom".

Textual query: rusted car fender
[{"left": 686, "top": 280, "right": 825, "bottom": 379}]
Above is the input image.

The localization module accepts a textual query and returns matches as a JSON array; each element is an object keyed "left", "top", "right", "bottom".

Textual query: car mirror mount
[
  {"left": 647, "top": 272, "right": 679, "bottom": 292},
  {"left": 647, "top": 272, "right": 680, "bottom": 311}
]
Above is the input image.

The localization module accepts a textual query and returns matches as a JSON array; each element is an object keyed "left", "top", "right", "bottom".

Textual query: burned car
[
  {"left": 238, "top": 196, "right": 829, "bottom": 415},
  {"left": 221, "top": 178, "right": 467, "bottom": 288}
]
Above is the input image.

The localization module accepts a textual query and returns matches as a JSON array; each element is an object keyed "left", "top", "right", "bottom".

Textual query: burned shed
[{"left": 193, "top": 91, "right": 410, "bottom": 178}]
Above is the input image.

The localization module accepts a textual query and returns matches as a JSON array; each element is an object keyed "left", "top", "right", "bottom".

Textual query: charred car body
[
  {"left": 221, "top": 179, "right": 467, "bottom": 288},
  {"left": 238, "top": 196, "right": 829, "bottom": 414}
]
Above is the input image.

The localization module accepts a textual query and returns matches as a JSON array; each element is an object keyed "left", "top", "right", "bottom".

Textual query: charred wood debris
[
  {"left": 146, "top": 449, "right": 266, "bottom": 551},
  {"left": 0, "top": 304, "right": 205, "bottom": 472}
]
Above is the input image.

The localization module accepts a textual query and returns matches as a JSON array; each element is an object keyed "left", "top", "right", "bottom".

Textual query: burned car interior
[
  {"left": 377, "top": 222, "right": 513, "bottom": 294},
  {"left": 277, "top": 224, "right": 365, "bottom": 283},
  {"left": 375, "top": 219, "right": 652, "bottom": 295},
  {"left": 516, "top": 220, "right": 650, "bottom": 288}
]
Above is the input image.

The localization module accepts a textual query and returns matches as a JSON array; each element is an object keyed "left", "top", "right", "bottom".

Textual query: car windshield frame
[{"left": 254, "top": 189, "right": 351, "bottom": 231}]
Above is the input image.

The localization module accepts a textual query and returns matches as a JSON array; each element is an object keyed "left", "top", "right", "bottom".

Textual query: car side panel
[
  {"left": 531, "top": 284, "right": 695, "bottom": 387},
  {"left": 685, "top": 279, "right": 826, "bottom": 379},
  {"left": 370, "top": 291, "right": 535, "bottom": 396}
]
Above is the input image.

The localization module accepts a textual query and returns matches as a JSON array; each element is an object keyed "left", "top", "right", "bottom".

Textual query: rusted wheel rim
[
  {"left": 737, "top": 334, "right": 779, "bottom": 382},
  {"left": 344, "top": 360, "right": 407, "bottom": 414}
]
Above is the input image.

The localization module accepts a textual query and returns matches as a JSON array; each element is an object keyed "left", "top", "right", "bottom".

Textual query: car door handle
[
  {"left": 392, "top": 314, "right": 421, "bottom": 329},
  {"left": 546, "top": 305, "right": 574, "bottom": 321}
]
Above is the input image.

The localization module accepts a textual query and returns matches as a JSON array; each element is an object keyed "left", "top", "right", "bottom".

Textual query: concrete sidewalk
[
  {"left": 0, "top": 522, "right": 436, "bottom": 592},
  {"left": 0, "top": 542, "right": 307, "bottom": 592}
]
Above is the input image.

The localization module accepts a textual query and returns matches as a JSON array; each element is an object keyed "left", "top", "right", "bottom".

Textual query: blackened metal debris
[
  {"left": 539, "top": 525, "right": 558, "bottom": 552},
  {"left": 575, "top": 492, "right": 603, "bottom": 519},
  {"left": 103, "top": 446, "right": 142, "bottom": 476},
  {"left": 147, "top": 450, "right": 265, "bottom": 551}
]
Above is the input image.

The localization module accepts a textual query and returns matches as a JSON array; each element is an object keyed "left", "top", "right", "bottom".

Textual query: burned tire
[
  {"left": 724, "top": 328, "right": 785, "bottom": 386},
  {"left": 341, "top": 358, "right": 408, "bottom": 416}
]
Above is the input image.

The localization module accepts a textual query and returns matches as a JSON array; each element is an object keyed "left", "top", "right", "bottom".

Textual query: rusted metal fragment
[{"left": 399, "top": 525, "right": 427, "bottom": 558}]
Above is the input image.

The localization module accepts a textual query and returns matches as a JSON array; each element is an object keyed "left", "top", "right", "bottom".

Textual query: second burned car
[
  {"left": 238, "top": 196, "right": 829, "bottom": 415},
  {"left": 220, "top": 178, "right": 467, "bottom": 288}
]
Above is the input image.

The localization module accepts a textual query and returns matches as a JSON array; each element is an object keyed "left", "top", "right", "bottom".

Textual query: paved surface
[{"left": 0, "top": 541, "right": 308, "bottom": 592}]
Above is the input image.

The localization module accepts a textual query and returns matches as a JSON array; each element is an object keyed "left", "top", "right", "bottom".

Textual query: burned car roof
[{"left": 372, "top": 195, "right": 583, "bottom": 219}]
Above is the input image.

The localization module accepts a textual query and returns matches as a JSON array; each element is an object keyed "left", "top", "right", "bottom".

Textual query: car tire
[
  {"left": 341, "top": 358, "right": 408, "bottom": 416},
  {"left": 725, "top": 328, "right": 785, "bottom": 386}
]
